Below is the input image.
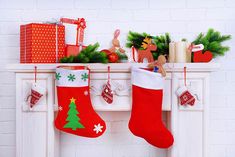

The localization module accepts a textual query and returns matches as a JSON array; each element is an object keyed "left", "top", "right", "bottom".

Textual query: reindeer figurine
[{"left": 137, "top": 37, "right": 157, "bottom": 63}]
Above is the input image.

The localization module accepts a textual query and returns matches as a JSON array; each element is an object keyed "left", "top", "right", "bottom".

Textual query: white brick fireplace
[
  {"left": 7, "top": 63, "right": 218, "bottom": 157},
  {"left": 1, "top": 0, "right": 235, "bottom": 157}
]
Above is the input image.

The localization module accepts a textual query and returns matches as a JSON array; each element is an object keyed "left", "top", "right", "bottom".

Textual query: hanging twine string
[
  {"left": 184, "top": 66, "right": 187, "bottom": 86},
  {"left": 108, "top": 66, "right": 110, "bottom": 83},
  {"left": 34, "top": 66, "right": 37, "bottom": 83}
]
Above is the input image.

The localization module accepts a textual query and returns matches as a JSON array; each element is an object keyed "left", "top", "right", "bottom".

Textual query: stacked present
[
  {"left": 60, "top": 18, "right": 86, "bottom": 57},
  {"left": 20, "top": 18, "right": 87, "bottom": 63},
  {"left": 20, "top": 23, "right": 65, "bottom": 63}
]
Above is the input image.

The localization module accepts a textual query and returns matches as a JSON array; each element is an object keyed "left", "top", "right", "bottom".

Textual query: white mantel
[
  {"left": 7, "top": 63, "right": 219, "bottom": 72},
  {"left": 7, "top": 63, "right": 219, "bottom": 157}
]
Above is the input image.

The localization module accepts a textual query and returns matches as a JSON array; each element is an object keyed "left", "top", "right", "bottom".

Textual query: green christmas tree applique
[
  {"left": 81, "top": 73, "right": 88, "bottom": 82},
  {"left": 55, "top": 72, "right": 61, "bottom": 80},
  {"left": 67, "top": 74, "right": 76, "bottom": 82},
  {"left": 63, "top": 97, "right": 84, "bottom": 130}
]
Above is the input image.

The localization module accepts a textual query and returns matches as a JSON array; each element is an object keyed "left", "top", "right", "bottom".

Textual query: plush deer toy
[{"left": 137, "top": 37, "right": 157, "bottom": 63}]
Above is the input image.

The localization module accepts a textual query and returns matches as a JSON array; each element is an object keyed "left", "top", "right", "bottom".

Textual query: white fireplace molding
[{"left": 7, "top": 63, "right": 219, "bottom": 157}]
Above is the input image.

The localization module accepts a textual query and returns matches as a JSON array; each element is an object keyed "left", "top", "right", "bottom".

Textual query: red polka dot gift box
[{"left": 20, "top": 23, "right": 65, "bottom": 63}]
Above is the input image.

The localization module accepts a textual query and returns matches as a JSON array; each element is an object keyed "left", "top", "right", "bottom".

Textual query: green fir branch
[
  {"left": 193, "top": 28, "right": 231, "bottom": 58},
  {"left": 60, "top": 43, "right": 108, "bottom": 63},
  {"left": 126, "top": 31, "right": 171, "bottom": 60}
]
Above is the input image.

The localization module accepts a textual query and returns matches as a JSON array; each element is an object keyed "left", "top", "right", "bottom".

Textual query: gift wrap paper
[{"left": 20, "top": 23, "right": 65, "bottom": 63}]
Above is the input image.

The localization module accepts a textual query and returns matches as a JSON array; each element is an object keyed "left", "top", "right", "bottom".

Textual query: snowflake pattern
[
  {"left": 67, "top": 74, "right": 76, "bottom": 82},
  {"left": 55, "top": 72, "right": 61, "bottom": 80},
  {"left": 93, "top": 123, "right": 103, "bottom": 134},
  {"left": 58, "top": 106, "right": 63, "bottom": 111},
  {"left": 81, "top": 73, "right": 88, "bottom": 82}
]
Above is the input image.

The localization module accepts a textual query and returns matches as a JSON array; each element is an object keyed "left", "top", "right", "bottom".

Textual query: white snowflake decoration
[
  {"left": 58, "top": 106, "right": 63, "bottom": 111},
  {"left": 93, "top": 123, "right": 103, "bottom": 134}
]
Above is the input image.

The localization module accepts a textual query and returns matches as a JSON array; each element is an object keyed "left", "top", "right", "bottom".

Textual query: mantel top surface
[{"left": 6, "top": 63, "right": 220, "bottom": 73}]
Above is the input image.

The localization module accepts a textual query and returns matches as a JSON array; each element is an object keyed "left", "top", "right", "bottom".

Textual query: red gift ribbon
[
  {"left": 60, "top": 18, "right": 79, "bottom": 25},
  {"left": 78, "top": 18, "right": 86, "bottom": 51},
  {"left": 79, "top": 18, "right": 86, "bottom": 29},
  {"left": 60, "top": 18, "right": 86, "bottom": 47}
]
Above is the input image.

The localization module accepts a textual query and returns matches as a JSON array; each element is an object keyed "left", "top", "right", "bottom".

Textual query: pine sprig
[
  {"left": 60, "top": 43, "right": 108, "bottom": 63},
  {"left": 116, "top": 52, "right": 128, "bottom": 60},
  {"left": 193, "top": 28, "right": 231, "bottom": 58},
  {"left": 152, "top": 33, "right": 171, "bottom": 59},
  {"left": 126, "top": 31, "right": 172, "bottom": 60},
  {"left": 126, "top": 31, "right": 152, "bottom": 49}
]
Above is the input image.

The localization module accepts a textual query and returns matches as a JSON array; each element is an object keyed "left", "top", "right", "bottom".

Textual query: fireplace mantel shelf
[
  {"left": 8, "top": 62, "right": 219, "bottom": 157},
  {"left": 7, "top": 63, "right": 219, "bottom": 72}
]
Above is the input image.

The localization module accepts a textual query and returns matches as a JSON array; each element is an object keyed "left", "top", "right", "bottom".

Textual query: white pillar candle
[
  {"left": 175, "top": 41, "right": 187, "bottom": 63},
  {"left": 169, "top": 42, "right": 176, "bottom": 63}
]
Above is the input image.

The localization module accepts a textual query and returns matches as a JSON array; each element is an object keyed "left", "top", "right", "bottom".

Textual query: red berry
[{"left": 108, "top": 52, "right": 119, "bottom": 63}]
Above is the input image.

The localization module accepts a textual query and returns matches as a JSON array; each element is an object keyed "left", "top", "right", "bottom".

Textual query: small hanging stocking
[
  {"left": 129, "top": 67, "right": 174, "bottom": 148},
  {"left": 176, "top": 67, "right": 196, "bottom": 106},
  {"left": 26, "top": 66, "right": 46, "bottom": 108},
  {"left": 101, "top": 66, "right": 113, "bottom": 104},
  {"left": 27, "top": 83, "right": 45, "bottom": 108},
  {"left": 54, "top": 66, "right": 106, "bottom": 137}
]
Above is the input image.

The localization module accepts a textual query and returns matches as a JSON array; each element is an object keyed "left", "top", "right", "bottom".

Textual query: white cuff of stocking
[
  {"left": 56, "top": 68, "right": 89, "bottom": 87},
  {"left": 132, "top": 66, "right": 164, "bottom": 90}
]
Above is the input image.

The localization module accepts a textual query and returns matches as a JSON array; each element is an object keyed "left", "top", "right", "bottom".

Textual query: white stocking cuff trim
[
  {"left": 132, "top": 67, "right": 164, "bottom": 90},
  {"left": 56, "top": 67, "right": 89, "bottom": 87}
]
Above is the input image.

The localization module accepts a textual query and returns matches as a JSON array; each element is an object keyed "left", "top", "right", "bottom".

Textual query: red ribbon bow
[{"left": 79, "top": 18, "right": 86, "bottom": 29}]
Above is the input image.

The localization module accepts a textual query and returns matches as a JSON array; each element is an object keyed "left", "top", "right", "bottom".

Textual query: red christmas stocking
[
  {"left": 129, "top": 67, "right": 174, "bottom": 148},
  {"left": 54, "top": 66, "right": 106, "bottom": 137}
]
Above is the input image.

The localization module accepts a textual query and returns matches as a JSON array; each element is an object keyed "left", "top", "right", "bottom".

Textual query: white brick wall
[{"left": 0, "top": 0, "right": 235, "bottom": 157}]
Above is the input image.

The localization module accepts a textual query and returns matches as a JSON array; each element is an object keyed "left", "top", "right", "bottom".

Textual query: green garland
[
  {"left": 60, "top": 43, "right": 108, "bottom": 63},
  {"left": 152, "top": 33, "right": 171, "bottom": 59},
  {"left": 193, "top": 28, "right": 231, "bottom": 57},
  {"left": 126, "top": 31, "right": 171, "bottom": 60},
  {"left": 60, "top": 29, "right": 231, "bottom": 63},
  {"left": 116, "top": 52, "right": 128, "bottom": 60},
  {"left": 126, "top": 31, "right": 153, "bottom": 50}
]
